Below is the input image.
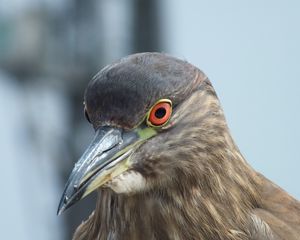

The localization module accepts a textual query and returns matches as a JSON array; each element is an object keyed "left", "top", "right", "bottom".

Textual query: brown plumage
[{"left": 58, "top": 53, "right": 300, "bottom": 240}]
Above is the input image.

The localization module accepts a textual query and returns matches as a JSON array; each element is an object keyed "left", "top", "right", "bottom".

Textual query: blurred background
[{"left": 1, "top": 0, "right": 299, "bottom": 239}]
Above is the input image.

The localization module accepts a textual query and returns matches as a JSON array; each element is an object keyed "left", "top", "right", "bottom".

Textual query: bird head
[{"left": 58, "top": 52, "right": 228, "bottom": 215}]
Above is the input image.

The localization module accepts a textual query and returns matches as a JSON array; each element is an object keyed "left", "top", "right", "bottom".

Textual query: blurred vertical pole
[
  {"left": 63, "top": 0, "right": 163, "bottom": 238},
  {"left": 132, "top": 0, "right": 162, "bottom": 52},
  {"left": 63, "top": 0, "right": 99, "bottom": 239}
]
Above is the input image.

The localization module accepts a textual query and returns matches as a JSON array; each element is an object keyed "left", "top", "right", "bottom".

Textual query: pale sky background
[{"left": 162, "top": 0, "right": 300, "bottom": 198}]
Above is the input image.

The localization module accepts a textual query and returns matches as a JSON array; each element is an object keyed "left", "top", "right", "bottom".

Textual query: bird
[{"left": 58, "top": 52, "right": 300, "bottom": 240}]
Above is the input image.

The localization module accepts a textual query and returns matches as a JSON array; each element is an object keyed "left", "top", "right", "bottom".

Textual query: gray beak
[{"left": 57, "top": 126, "right": 156, "bottom": 215}]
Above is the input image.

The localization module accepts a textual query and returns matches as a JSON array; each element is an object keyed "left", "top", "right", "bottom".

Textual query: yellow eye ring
[{"left": 146, "top": 99, "right": 172, "bottom": 127}]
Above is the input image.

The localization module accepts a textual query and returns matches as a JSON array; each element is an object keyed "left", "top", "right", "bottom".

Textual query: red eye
[{"left": 147, "top": 101, "right": 172, "bottom": 126}]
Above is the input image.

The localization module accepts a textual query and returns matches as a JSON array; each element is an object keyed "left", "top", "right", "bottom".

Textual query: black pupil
[{"left": 155, "top": 107, "right": 166, "bottom": 119}]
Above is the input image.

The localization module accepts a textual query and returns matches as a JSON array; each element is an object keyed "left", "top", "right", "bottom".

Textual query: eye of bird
[{"left": 147, "top": 100, "right": 172, "bottom": 127}]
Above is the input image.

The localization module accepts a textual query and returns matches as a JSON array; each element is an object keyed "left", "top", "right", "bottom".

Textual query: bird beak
[{"left": 57, "top": 126, "right": 156, "bottom": 215}]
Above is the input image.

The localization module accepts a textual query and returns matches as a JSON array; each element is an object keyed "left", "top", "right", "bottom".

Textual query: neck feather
[{"left": 73, "top": 148, "right": 261, "bottom": 240}]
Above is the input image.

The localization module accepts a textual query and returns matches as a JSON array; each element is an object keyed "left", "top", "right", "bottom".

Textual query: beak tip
[
  {"left": 57, "top": 206, "right": 65, "bottom": 216},
  {"left": 57, "top": 192, "right": 70, "bottom": 216},
  {"left": 57, "top": 199, "right": 71, "bottom": 216},
  {"left": 57, "top": 186, "right": 85, "bottom": 216},
  {"left": 57, "top": 198, "right": 66, "bottom": 216},
  {"left": 57, "top": 208, "right": 62, "bottom": 216}
]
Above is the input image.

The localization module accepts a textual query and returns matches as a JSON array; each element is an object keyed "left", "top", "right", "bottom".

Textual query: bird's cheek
[{"left": 105, "top": 170, "right": 147, "bottom": 194}]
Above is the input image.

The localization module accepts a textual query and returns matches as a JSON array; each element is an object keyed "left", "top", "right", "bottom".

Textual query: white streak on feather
[{"left": 106, "top": 171, "right": 146, "bottom": 194}]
